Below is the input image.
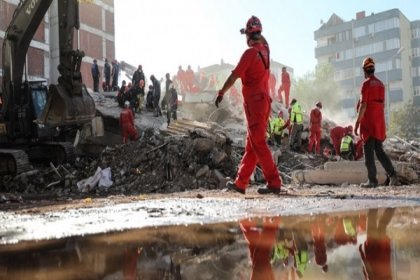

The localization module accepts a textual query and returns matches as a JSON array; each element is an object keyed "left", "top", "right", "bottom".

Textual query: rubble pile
[{"left": 0, "top": 127, "right": 240, "bottom": 198}]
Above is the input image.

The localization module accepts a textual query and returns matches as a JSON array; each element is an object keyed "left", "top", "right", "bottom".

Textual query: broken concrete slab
[{"left": 291, "top": 160, "right": 418, "bottom": 186}]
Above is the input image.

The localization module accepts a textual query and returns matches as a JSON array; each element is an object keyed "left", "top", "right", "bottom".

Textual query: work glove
[{"left": 215, "top": 91, "right": 224, "bottom": 108}]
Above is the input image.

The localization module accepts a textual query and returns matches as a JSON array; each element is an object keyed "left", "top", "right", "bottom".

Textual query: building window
[
  {"left": 385, "top": 38, "right": 401, "bottom": 51},
  {"left": 411, "top": 28, "right": 420, "bottom": 38},
  {"left": 414, "top": 86, "right": 420, "bottom": 96},
  {"left": 375, "top": 17, "right": 400, "bottom": 33},
  {"left": 413, "top": 48, "right": 420, "bottom": 58},
  {"left": 353, "top": 26, "right": 366, "bottom": 38},
  {"left": 389, "top": 80, "right": 402, "bottom": 91},
  {"left": 412, "top": 67, "right": 420, "bottom": 77}
]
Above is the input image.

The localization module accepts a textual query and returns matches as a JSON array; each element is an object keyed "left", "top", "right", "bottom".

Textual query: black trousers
[{"left": 363, "top": 137, "right": 396, "bottom": 183}]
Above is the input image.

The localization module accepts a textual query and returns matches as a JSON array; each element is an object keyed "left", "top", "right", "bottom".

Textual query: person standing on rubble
[
  {"left": 103, "top": 58, "right": 111, "bottom": 91},
  {"left": 289, "top": 98, "right": 303, "bottom": 152},
  {"left": 355, "top": 57, "right": 398, "bottom": 188},
  {"left": 120, "top": 101, "right": 138, "bottom": 143},
  {"left": 91, "top": 59, "right": 100, "bottom": 92},
  {"left": 308, "top": 101, "right": 323, "bottom": 154},
  {"left": 162, "top": 73, "right": 173, "bottom": 111},
  {"left": 277, "top": 67, "right": 291, "bottom": 108},
  {"left": 166, "top": 83, "right": 178, "bottom": 126},
  {"left": 150, "top": 75, "right": 162, "bottom": 117},
  {"left": 215, "top": 16, "right": 283, "bottom": 195},
  {"left": 132, "top": 65, "right": 145, "bottom": 91}
]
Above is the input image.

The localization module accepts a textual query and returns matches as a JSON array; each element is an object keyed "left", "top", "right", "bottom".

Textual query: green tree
[
  {"left": 293, "top": 63, "right": 343, "bottom": 112},
  {"left": 390, "top": 102, "right": 420, "bottom": 138}
]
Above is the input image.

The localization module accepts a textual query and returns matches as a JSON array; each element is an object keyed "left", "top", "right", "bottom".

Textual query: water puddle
[{"left": 0, "top": 206, "right": 418, "bottom": 279}]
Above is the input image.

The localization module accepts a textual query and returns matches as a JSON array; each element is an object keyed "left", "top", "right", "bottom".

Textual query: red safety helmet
[
  {"left": 362, "top": 57, "right": 375, "bottom": 69},
  {"left": 241, "top": 16, "right": 262, "bottom": 35},
  {"left": 346, "top": 125, "right": 353, "bottom": 133}
]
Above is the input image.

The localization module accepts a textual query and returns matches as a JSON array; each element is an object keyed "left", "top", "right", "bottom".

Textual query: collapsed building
[{"left": 0, "top": 89, "right": 418, "bottom": 204}]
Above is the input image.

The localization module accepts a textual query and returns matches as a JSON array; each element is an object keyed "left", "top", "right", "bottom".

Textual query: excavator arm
[{"left": 2, "top": 0, "right": 95, "bottom": 127}]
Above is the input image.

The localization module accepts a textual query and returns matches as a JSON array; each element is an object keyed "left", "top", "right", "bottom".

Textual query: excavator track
[
  {"left": 0, "top": 149, "right": 32, "bottom": 175},
  {"left": 27, "top": 142, "right": 76, "bottom": 165}
]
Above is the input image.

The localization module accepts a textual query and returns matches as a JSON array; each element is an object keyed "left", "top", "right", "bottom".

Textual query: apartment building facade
[
  {"left": 0, "top": 0, "right": 115, "bottom": 92},
  {"left": 314, "top": 9, "right": 417, "bottom": 121}
]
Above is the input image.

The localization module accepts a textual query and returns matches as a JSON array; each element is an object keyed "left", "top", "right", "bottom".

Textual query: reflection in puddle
[{"left": 0, "top": 206, "right": 418, "bottom": 279}]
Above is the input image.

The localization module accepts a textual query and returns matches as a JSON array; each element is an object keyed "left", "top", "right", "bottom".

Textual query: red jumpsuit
[
  {"left": 330, "top": 126, "right": 346, "bottom": 155},
  {"left": 278, "top": 71, "right": 291, "bottom": 107},
  {"left": 177, "top": 68, "right": 186, "bottom": 93},
  {"left": 355, "top": 138, "right": 364, "bottom": 160},
  {"left": 185, "top": 68, "right": 195, "bottom": 92},
  {"left": 308, "top": 107, "right": 322, "bottom": 154},
  {"left": 269, "top": 72, "right": 276, "bottom": 100},
  {"left": 240, "top": 217, "right": 281, "bottom": 280},
  {"left": 359, "top": 75, "right": 386, "bottom": 143},
  {"left": 120, "top": 108, "right": 138, "bottom": 143},
  {"left": 232, "top": 41, "right": 281, "bottom": 190}
]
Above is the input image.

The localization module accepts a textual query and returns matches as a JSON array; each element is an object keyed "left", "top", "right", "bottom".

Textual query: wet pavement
[
  {"left": 1, "top": 188, "right": 420, "bottom": 244},
  {"left": 1, "top": 205, "right": 419, "bottom": 279}
]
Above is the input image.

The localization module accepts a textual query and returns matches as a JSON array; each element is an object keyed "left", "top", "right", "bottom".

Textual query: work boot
[
  {"left": 226, "top": 181, "right": 246, "bottom": 195},
  {"left": 388, "top": 175, "right": 399, "bottom": 186},
  {"left": 360, "top": 180, "right": 378, "bottom": 188},
  {"left": 257, "top": 185, "right": 281, "bottom": 195}
]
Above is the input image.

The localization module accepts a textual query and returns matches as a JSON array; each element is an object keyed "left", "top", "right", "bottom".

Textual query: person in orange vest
[
  {"left": 308, "top": 101, "right": 323, "bottom": 154},
  {"left": 359, "top": 208, "right": 395, "bottom": 280},
  {"left": 215, "top": 16, "right": 283, "bottom": 195},
  {"left": 185, "top": 65, "right": 195, "bottom": 92},
  {"left": 277, "top": 67, "right": 291, "bottom": 108},
  {"left": 176, "top": 65, "right": 186, "bottom": 94},
  {"left": 330, "top": 125, "right": 352, "bottom": 156},
  {"left": 240, "top": 217, "right": 281, "bottom": 280},
  {"left": 355, "top": 57, "right": 398, "bottom": 188},
  {"left": 269, "top": 72, "right": 277, "bottom": 100},
  {"left": 119, "top": 101, "right": 138, "bottom": 143}
]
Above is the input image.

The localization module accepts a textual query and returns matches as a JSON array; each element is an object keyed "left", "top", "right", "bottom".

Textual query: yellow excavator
[{"left": 0, "top": 0, "right": 96, "bottom": 174}]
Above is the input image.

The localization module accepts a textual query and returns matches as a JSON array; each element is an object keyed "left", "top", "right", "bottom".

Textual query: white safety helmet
[{"left": 124, "top": 100, "right": 130, "bottom": 107}]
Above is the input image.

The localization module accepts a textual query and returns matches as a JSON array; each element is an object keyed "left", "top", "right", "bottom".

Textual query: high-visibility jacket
[
  {"left": 270, "top": 117, "right": 286, "bottom": 135},
  {"left": 340, "top": 135, "right": 353, "bottom": 152},
  {"left": 295, "top": 250, "right": 309, "bottom": 276},
  {"left": 291, "top": 102, "right": 303, "bottom": 125}
]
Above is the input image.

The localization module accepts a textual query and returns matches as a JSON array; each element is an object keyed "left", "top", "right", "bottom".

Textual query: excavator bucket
[{"left": 38, "top": 84, "right": 96, "bottom": 126}]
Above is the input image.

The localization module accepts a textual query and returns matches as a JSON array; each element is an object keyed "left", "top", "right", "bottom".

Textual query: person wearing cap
[
  {"left": 289, "top": 98, "right": 303, "bottom": 152},
  {"left": 119, "top": 100, "right": 138, "bottom": 143},
  {"left": 215, "top": 16, "right": 283, "bottom": 195},
  {"left": 308, "top": 101, "right": 323, "bottom": 154},
  {"left": 355, "top": 57, "right": 398, "bottom": 188},
  {"left": 277, "top": 67, "right": 291, "bottom": 108},
  {"left": 91, "top": 59, "right": 100, "bottom": 92}
]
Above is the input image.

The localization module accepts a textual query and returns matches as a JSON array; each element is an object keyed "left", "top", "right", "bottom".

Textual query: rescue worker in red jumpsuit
[
  {"left": 240, "top": 217, "right": 281, "bottom": 280},
  {"left": 215, "top": 16, "right": 282, "bottom": 195},
  {"left": 120, "top": 101, "right": 138, "bottom": 143},
  {"left": 308, "top": 101, "right": 323, "bottom": 154},
  {"left": 311, "top": 215, "right": 328, "bottom": 274},
  {"left": 278, "top": 67, "right": 291, "bottom": 108},
  {"left": 330, "top": 125, "right": 352, "bottom": 156},
  {"left": 359, "top": 208, "right": 395, "bottom": 280},
  {"left": 269, "top": 72, "right": 276, "bottom": 100},
  {"left": 355, "top": 57, "right": 398, "bottom": 188}
]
